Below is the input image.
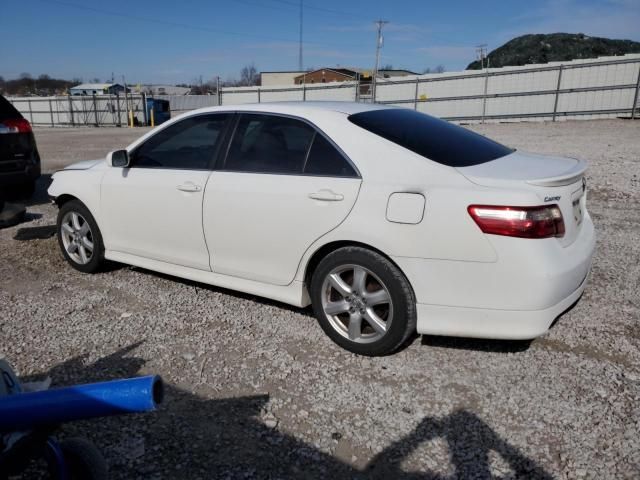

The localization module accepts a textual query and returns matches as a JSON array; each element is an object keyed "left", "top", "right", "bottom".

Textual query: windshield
[{"left": 348, "top": 109, "right": 513, "bottom": 167}]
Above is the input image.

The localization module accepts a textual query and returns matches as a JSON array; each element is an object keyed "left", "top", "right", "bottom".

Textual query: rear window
[
  {"left": 348, "top": 109, "right": 513, "bottom": 167},
  {"left": 0, "top": 95, "right": 22, "bottom": 122}
]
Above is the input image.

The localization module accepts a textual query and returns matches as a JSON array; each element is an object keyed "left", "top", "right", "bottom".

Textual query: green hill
[{"left": 467, "top": 33, "right": 640, "bottom": 70}]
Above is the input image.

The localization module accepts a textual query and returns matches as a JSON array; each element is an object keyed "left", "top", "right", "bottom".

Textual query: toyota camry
[{"left": 48, "top": 102, "right": 595, "bottom": 356}]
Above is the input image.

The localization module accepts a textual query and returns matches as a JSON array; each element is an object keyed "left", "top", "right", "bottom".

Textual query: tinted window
[
  {"left": 0, "top": 95, "right": 22, "bottom": 122},
  {"left": 304, "top": 134, "right": 357, "bottom": 177},
  {"left": 132, "top": 114, "right": 229, "bottom": 169},
  {"left": 225, "top": 114, "right": 315, "bottom": 174},
  {"left": 348, "top": 109, "right": 513, "bottom": 167}
]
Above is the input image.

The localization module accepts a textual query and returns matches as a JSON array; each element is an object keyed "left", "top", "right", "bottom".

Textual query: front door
[{"left": 101, "top": 113, "right": 231, "bottom": 270}]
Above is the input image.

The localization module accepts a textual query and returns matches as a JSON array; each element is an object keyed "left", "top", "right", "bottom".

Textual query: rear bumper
[
  {"left": 0, "top": 163, "right": 40, "bottom": 186},
  {"left": 414, "top": 269, "right": 590, "bottom": 339},
  {"left": 394, "top": 214, "right": 596, "bottom": 340}
]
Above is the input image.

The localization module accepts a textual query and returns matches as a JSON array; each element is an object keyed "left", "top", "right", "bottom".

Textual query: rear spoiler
[{"left": 526, "top": 159, "right": 588, "bottom": 187}]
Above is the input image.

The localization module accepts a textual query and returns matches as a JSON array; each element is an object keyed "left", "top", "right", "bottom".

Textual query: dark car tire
[
  {"left": 57, "top": 200, "right": 105, "bottom": 273},
  {"left": 310, "top": 246, "right": 417, "bottom": 356},
  {"left": 52, "top": 438, "right": 108, "bottom": 480}
]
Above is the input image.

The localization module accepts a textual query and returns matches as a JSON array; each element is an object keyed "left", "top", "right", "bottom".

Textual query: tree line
[{"left": 1, "top": 62, "right": 444, "bottom": 96}]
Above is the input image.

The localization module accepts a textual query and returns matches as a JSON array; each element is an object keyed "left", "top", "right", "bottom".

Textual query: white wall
[{"left": 260, "top": 72, "right": 305, "bottom": 87}]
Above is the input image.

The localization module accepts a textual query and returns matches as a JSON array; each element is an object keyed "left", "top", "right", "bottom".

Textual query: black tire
[
  {"left": 53, "top": 438, "right": 108, "bottom": 480},
  {"left": 310, "top": 246, "right": 417, "bottom": 356},
  {"left": 56, "top": 200, "right": 105, "bottom": 273}
]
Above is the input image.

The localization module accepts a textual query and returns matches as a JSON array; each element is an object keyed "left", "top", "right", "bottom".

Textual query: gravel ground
[{"left": 1, "top": 120, "right": 639, "bottom": 479}]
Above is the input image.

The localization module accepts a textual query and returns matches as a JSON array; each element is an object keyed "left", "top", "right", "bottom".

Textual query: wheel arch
[
  {"left": 303, "top": 240, "right": 415, "bottom": 300},
  {"left": 54, "top": 193, "right": 80, "bottom": 207}
]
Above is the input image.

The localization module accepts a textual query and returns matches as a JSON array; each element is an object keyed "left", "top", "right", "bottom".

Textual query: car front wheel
[
  {"left": 57, "top": 200, "right": 104, "bottom": 273},
  {"left": 310, "top": 246, "right": 416, "bottom": 356}
]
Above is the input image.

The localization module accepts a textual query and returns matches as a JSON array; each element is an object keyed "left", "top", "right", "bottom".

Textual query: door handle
[
  {"left": 308, "top": 190, "right": 344, "bottom": 202},
  {"left": 176, "top": 182, "right": 202, "bottom": 192}
]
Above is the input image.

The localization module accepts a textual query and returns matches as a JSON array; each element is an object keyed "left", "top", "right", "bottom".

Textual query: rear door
[{"left": 203, "top": 113, "right": 361, "bottom": 285}]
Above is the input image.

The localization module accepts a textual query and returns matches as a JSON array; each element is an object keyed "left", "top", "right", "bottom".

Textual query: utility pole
[
  {"left": 372, "top": 19, "right": 389, "bottom": 102},
  {"left": 476, "top": 44, "right": 489, "bottom": 123},
  {"left": 298, "top": 0, "right": 303, "bottom": 71},
  {"left": 476, "top": 44, "right": 488, "bottom": 69},
  {"left": 122, "top": 75, "right": 130, "bottom": 128}
]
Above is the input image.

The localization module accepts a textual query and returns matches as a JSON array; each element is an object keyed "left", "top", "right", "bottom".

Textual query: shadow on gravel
[
  {"left": 130, "top": 266, "right": 316, "bottom": 318},
  {"left": 18, "top": 344, "right": 552, "bottom": 479},
  {"left": 13, "top": 224, "right": 56, "bottom": 241},
  {"left": 26, "top": 174, "right": 53, "bottom": 207},
  {"left": 421, "top": 336, "right": 532, "bottom": 353},
  {"left": 1, "top": 174, "right": 52, "bottom": 207}
]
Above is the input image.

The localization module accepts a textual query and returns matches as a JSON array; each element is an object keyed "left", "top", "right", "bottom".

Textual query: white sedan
[{"left": 48, "top": 102, "right": 595, "bottom": 356}]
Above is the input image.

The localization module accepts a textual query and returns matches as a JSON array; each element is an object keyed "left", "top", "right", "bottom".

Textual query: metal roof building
[{"left": 69, "top": 83, "right": 128, "bottom": 96}]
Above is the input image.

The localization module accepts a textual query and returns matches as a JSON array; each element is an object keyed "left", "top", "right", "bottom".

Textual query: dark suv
[{"left": 0, "top": 95, "right": 40, "bottom": 198}]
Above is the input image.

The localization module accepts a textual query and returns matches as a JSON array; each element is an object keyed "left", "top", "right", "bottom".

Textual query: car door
[
  {"left": 101, "top": 113, "right": 231, "bottom": 270},
  {"left": 203, "top": 113, "right": 362, "bottom": 286}
]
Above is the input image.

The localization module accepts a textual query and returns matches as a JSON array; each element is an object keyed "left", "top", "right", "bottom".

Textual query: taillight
[
  {"left": 468, "top": 204, "right": 565, "bottom": 239},
  {"left": 0, "top": 118, "right": 32, "bottom": 134}
]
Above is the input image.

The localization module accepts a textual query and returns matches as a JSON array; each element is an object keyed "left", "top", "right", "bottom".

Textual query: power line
[
  {"left": 40, "top": 0, "right": 368, "bottom": 50},
  {"left": 265, "top": 0, "right": 361, "bottom": 19}
]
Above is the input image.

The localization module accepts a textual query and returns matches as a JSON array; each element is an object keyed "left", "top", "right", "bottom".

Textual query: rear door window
[
  {"left": 224, "top": 114, "right": 315, "bottom": 174},
  {"left": 348, "top": 109, "right": 513, "bottom": 167},
  {"left": 304, "top": 134, "right": 357, "bottom": 177}
]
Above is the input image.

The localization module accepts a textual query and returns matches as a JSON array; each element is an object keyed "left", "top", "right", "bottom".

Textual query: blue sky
[{"left": 1, "top": 0, "right": 639, "bottom": 84}]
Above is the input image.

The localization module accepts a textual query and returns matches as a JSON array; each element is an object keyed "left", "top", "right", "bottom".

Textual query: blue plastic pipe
[{"left": 0, "top": 375, "right": 163, "bottom": 432}]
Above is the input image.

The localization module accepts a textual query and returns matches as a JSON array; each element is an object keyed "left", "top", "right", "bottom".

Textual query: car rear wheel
[
  {"left": 57, "top": 200, "right": 104, "bottom": 273},
  {"left": 310, "top": 246, "right": 416, "bottom": 356}
]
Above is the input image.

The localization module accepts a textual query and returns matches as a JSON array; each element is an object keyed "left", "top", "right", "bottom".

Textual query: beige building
[{"left": 260, "top": 71, "right": 306, "bottom": 87}]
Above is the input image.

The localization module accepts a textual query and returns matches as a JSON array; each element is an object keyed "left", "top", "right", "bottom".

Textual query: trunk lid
[{"left": 457, "top": 151, "right": 588, "bottom": 246}]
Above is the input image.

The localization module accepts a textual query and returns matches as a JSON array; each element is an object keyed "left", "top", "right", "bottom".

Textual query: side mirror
[{"left": 107, "top": 149, "right": 130, "bottom": 168}]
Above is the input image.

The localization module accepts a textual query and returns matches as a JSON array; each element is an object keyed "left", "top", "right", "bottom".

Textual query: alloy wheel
[
  {"left": 320, "top": 264, "right": 393, "bottom": 344},
  {"left": 60, "top": 211, "right": 94, "bottom": 265}
]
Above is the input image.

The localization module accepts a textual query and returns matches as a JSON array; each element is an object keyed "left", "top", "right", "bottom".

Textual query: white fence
[
  {"left": 7, "top": 54, "right": 640, "bottom": 126},
  {"left": 6, "top": 94, "right": 219, "bottom": 127},
  {"left": 220, "top": 81, "right": 359, "bottom": 105},
  {"left": 220, "top": 53, "right": 640, "bottom": 122}
]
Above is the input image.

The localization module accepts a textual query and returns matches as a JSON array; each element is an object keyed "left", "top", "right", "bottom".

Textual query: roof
[
  {"left": 378, "top": 69, "right": 418, "bottom": 75},
  {"left": 293, "top": 68, "right": 363, "bottom": 80},
  {"left": 198, "top": 101, "right": 393, "bottom": 116},
  {"left": 260, "top": 70, "right": 307, "bottom": 75},
  {"left": 70, "top": 83, "right": 119, "bottom": 90}
]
